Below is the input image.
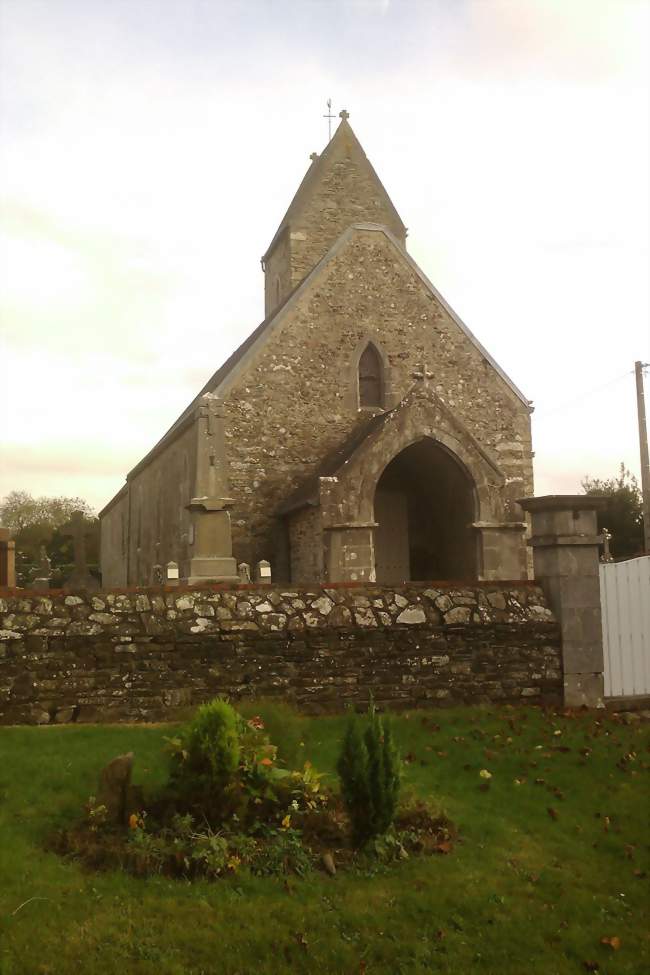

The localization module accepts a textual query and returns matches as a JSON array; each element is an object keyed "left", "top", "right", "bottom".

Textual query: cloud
[{"left": 0, "top": 0, "right": 647, "bottom": 512}]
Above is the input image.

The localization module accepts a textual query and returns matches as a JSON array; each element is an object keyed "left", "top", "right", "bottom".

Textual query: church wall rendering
[
  {"left": 100, "top": 114, "right": 534, "bottom": 588},
  {"left": 0, "top": 582, "right": 562, "bottom": 724}
]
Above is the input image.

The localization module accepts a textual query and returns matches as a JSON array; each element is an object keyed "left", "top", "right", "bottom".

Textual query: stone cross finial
[
  {"left": 412, "top": 362, "right": 434, "bottom": 382},
  {"left": 309, "top": 152, "right": 319, "bottom": 162},
  {"left": 339, "top": 109, "right": 350, "bottom": 121}
]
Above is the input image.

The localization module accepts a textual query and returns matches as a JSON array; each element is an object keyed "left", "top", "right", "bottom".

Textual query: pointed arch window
[{"left": 358, "top": 344, "right": 383, "bottom": 408}]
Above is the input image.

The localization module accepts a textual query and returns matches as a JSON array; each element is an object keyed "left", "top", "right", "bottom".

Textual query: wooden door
[{"left": 374, "top": 489, "right": 410, "bottom": 584}]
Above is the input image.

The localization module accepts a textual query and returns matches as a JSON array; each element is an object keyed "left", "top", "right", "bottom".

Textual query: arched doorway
[{"left": 373, "top": 438, "right": 478, "bottom": 582}]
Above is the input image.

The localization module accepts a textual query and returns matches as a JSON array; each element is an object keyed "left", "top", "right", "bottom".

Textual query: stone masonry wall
[
  {"left": 0, "top": 582, "right": 561, "bottom": 724},
  {"left": 288, "top": 506, "right": 323, "bottom": 583}
]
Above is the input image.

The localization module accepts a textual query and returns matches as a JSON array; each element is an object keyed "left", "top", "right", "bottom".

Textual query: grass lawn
[{"left": 0, "top": 705, "right": 648, "bottom": 975}]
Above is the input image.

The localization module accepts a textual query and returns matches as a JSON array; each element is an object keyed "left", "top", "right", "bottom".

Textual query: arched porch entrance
[{"left": 373, "top": 438, "right": 478, "bottom": 582}]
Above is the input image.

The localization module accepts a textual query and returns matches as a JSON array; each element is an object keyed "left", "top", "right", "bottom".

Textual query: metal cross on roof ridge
[{"left": 323, "top": 98, "right": 335, "bottom": 142}]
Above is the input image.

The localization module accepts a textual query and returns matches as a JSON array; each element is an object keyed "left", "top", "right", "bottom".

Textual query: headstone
[
  {"left": 97, "top": 752, "right": 134, "bottom": 824},
  {"left": 61, "top": 511, "right": 99, "bottom": 591},
  {"left": 166, "top": 561, "right": 179, "bottom": 587},
  {"left": 256, "top": 559, "right": 272, "bottom": 583},
  {"left": 238, "top": 562, "right": 251, "bottom": 583},
  {"left": 31, "top": 545, "right": 51, "bottom": 591}
]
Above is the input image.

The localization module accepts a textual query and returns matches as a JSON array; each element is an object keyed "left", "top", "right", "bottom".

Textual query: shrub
[
  {"left": 337, "top": 702, "right": 401, "bottom": 846},
  {"left": 167, "top": 698, "right": 240, "bottom": 797}
]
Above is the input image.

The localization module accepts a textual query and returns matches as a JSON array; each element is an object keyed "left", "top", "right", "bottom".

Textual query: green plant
[
  {"left": 188, "top": 830, "right": 230, "bottom": 877},
  {"left": 251, "top": 826, "right": 313, "bottom": 877},
  {"left": 166, "top": 697, "right": 240, "bottom": 796},
  {"left": 84, "top": 795, "right": 108, "bottom": 832},
  {"left": 337, "top": 702, "right": 401, "bottom": 846},
  {"left": 237, "top": 699, "right": 306, "bottom": 768}
]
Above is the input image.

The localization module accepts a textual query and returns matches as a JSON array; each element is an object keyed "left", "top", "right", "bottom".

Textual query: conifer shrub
[
  {"left": 337, "top": 702, "right": 401, "bottom": 846},
  {"left": 167, "top": 697, "right": 240, "bottom": 797}
]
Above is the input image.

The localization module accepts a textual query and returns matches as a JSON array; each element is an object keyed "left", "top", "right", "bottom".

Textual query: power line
[{"left": 534, "top": 369, "right": 634, "bottom": 422}]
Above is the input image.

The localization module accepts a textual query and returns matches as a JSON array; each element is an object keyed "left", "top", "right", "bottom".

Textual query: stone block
[{"left": 564, "top": 672, "right": 605, "bottom": 709}]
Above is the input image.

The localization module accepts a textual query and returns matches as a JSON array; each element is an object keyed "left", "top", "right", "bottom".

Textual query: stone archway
[{"left": 373, "top": 438, "right": 478, "bottom": 582}]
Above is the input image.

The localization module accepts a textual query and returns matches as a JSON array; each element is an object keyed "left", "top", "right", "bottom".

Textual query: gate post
[
  {"left": 0, "top": 528, "right": 16, "bottom": 588},
  {"left": 518, "top": 495, "right": 607, "bottom": 708}
]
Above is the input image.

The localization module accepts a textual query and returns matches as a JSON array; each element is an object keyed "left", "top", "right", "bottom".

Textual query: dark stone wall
[{"left": 0, "top": 582, "right": 562, "bottom": 724}]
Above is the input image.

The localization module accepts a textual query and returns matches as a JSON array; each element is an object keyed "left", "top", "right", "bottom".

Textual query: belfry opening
[{"left": 373, "top": 439, "right": 478, "bottom": 583}]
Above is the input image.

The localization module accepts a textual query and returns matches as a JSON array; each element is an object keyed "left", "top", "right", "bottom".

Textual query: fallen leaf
[
  {"left": 479, "top": 769, "right": 492, "bottom": 779},
  {"left": 600, "top": 935, "right": 621, "bottom": 950},
  {"left": 435, "top": 840, "right": 452, "bottom": 854},
  {"left": 294, "top": 932, "right": 309, "bottom": 950},
  {"left": 547, "top": 807, "right": 559, "bottom": 821}
]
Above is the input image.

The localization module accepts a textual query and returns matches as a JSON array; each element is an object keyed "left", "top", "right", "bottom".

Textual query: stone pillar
[
  {"left": 182, "top": 394, "right": 239, "bottom": 584},
  {"left": 518, "top": 495, "right": 607, "bottom": 708},
  {"left": 473, "top": 521, "right": 528, "bottom": 580},
  {"left": 0, "top": 528, "right": 16, "bottom": 588},
  {"left": 323, "top": 523, "right": 377, "bottom": 583}
]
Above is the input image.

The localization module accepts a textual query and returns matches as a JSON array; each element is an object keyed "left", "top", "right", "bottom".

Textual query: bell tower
[{"left": 261, "top": 111, "right": 407, "bottom": 317}]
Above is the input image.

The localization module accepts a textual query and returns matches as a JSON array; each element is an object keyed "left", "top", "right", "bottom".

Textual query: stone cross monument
[
  {"left": 62, "top": 511, "right": 99, "bottom": 591},
  {"left": 183, "top": 394, "right": 239, "bottom": 584},
  {"left": 32, "top": 545, "right": 52, "bottom": 592}
]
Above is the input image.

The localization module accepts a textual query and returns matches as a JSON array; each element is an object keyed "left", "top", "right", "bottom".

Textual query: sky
[{"left": 1, "top": 0, "right": 648, "bottom": 514}]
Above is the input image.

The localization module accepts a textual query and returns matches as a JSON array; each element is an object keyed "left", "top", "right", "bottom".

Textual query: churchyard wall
[{"left": 0, "top": 581, "right": 561, "bottom": 724}]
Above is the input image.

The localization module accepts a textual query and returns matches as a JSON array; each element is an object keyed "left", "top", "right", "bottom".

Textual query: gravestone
[
  {"left": 61, "top": 510, "right": 99, "bottom": 591},
  {"left": 166, "top": 561, "right": 179, "bottom": 587},
  {"left": 256, "top": 559, "right": 272, "bottom": 583},
  {"left": 31, "top": 545, "right": 51, "bottom": 591},
  {"left": 97, "top": 752, "right": 138, "bottom": 824}
]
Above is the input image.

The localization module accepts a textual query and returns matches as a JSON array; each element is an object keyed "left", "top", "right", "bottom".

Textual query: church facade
[{"left": 100, "top": 113, "right": 534, "bottom": 587}]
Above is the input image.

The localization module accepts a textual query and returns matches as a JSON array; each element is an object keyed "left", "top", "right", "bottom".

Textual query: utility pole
[{"left": 635, "top": 360, "right": 650, "bottom": 552}]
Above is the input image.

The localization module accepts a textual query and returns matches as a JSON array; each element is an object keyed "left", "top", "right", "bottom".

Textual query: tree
[
  {"left": 582, "top": 463, "right": 645, "bottom": 558},
  {"left": 0, "top": 491, "right": 98, "bottom": 586},
  {"left": 0, "top": 491, "right": 93, "bottom": 533}
]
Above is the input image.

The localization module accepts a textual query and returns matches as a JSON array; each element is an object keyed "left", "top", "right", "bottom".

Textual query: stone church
[{"left": 100, "top": 112, "right": 533, "bottom": 588}]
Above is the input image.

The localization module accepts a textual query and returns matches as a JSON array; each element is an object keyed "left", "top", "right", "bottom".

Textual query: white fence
[{"left": 600, "top": 555, "right": 650, "bottom": 698}]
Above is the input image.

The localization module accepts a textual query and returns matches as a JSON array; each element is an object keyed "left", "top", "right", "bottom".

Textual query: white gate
[{"left": 600, "top": 556, "right": 650, "bottom": 698}]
